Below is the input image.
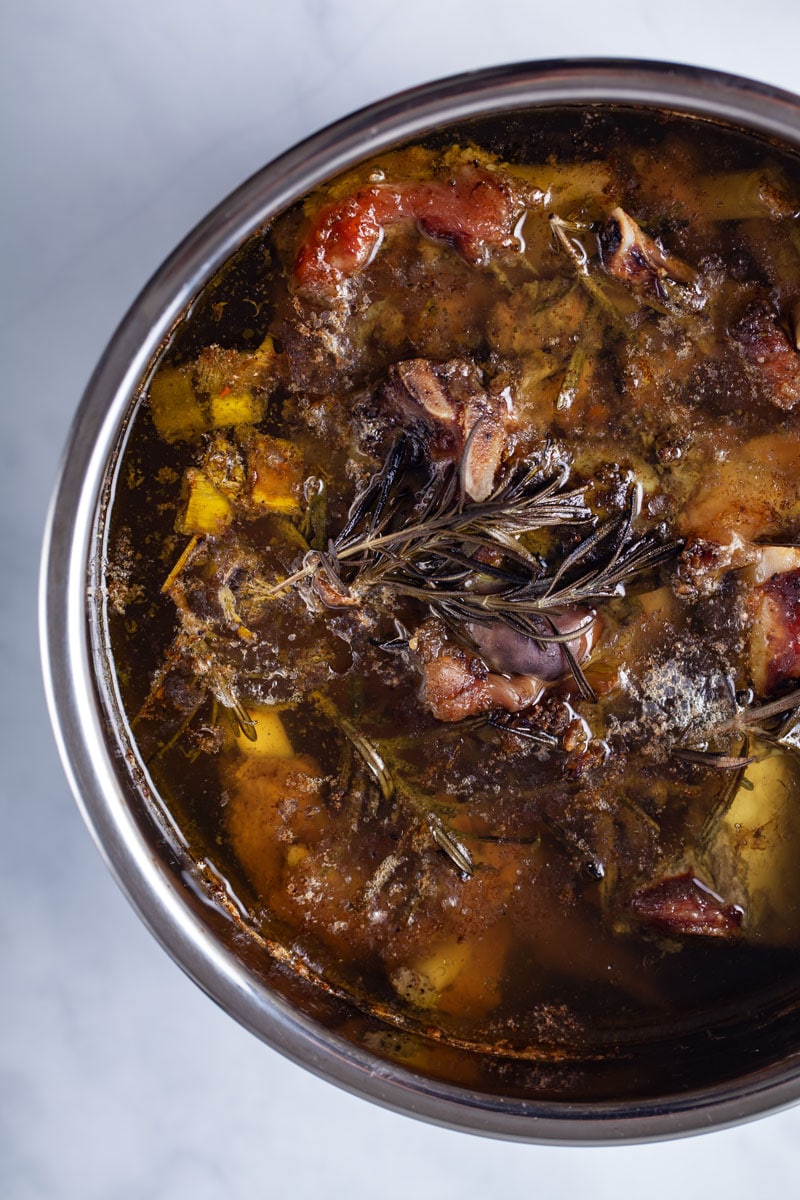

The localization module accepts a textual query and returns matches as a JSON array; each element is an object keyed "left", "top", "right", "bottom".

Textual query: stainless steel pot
[{"left": 41, "top": 58, "right": 800, "bottom": 1143}]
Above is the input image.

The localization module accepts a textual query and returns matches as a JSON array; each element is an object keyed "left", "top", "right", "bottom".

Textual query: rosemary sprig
[
  {"left": 485, "top": 711, "right": 560, "bottom": 747},
  {"left": 672, "top": 747, "right": 756, "bottom": 771},
  {"left": 264, "top": 438, "right": 679, "bottom": 695},
  {"left": 265, "top": 437, "right": 589, "bottom": 597},
  {"left": 429, "top": 815, "right": 474, "bottom": 877},
  {"left": 549, "top": 214, "right": 626, "bottom": 324},
  {"left": 555, "top": 344, "right": 587, "bottom": 412},
  {"left": 311, "top": 691, "right": 394, "bottom": 802},
  {"left": 314, "top": 689, "right": 476, "bottom": 876},
  {"left": 715, "top": 687, "right": 800, "bottom": 735}
]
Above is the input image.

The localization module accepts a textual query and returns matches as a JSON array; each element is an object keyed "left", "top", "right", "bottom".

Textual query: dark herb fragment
[{"left": 265, "top": 438, "right": 679, "bottom": 697}]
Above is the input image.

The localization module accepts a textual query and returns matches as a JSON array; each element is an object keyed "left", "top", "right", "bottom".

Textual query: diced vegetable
[
  {"left": 391, "top": 942, "right": 471, "bottom": 1009},
  {"left": 244, "top": 433, "right": 303, "bottom": 513},
  {"left": 148, "top": 367, "right": 207, "bottom": 442},
  {"left": 209, "top": 388, "right": 263, "bottom": 428},
  {"left": 178, "top": 468, "right": 232, "bottom": 535},
  {"left": 638, "top": 586, "right": 674, "bottom": 617},
  {"left": 713, "top": 748, "right": 800, "bottom": 946},
  {"left": 285, "top": 843, "right": 309, "bottom": 867},
  {"left": 390, "top": 935, "right": 506, "bottom": 1018},
  {"left": 237, "top": 705, "right": 294, "bottom": 759}
]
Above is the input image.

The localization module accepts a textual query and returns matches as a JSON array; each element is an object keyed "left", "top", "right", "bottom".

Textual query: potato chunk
[
  {"left": 242, "top": 432, "right": 304, "bottom": 514},
  {"left": 710, "top": 749, "right": 800, "bottom": 946},
  {"left": 390, "top": 928, "right": 511, "bottom": 1019},
  {"left": 149, "top": 367, "right": 207, "bottom": 442},
  {"left": 178, "top": 468, "right": 232, "bottom": 536}
]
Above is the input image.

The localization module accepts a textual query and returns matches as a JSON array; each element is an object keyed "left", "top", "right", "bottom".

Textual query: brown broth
[{"left": 104, "top": 108, "right": 800, "bottom": 1063}]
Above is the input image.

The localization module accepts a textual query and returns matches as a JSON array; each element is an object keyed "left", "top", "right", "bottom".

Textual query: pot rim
[{"left": 40, "top": 57, "right": 800, "bottom": 1144}]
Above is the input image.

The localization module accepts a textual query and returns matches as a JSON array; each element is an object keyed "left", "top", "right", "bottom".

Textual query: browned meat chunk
[
  {"left": 676, "top": 533, "right": 759, "bottom": 598},
  {"left": 410, "top": 609, "right": 600, "bottom": 723},
  {"left": 630, "top": 873, "right": 743, "bottom": 939},
  {"left": 731, "top": 303, "right": 800, "bottom": 410},
  {"left": 747, "top": 547, "right": 800, "bottom": 694},
  {"left": 419, "top": 647, "right": 543, "bottom": 722},
  {"left": 410, "top": 622, "right": 543, "bottom": 722},
  {"left": 294, "top": 165, "right": 524, "bottom": 299},
  {"left": 466, "top": 606, "right": 600, "bottom": 680},
  {"left": 679, "top": 432, "right": 800, "bottom": 543}
]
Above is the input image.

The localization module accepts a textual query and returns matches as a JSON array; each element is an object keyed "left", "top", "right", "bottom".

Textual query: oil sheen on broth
[{"left": 106, "top": 109, "right": 800, "bottom": 1059}]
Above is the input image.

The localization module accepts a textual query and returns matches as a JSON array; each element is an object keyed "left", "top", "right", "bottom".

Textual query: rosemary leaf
[
  {"left": 429, "top": 815, "right": 474, "bottom": 877},
  {"left": 259, "top": 436, "right": 678, "bottom": 704}
]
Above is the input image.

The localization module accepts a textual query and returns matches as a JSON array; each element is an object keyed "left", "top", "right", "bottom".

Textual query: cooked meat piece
[
  {"left": 746, "top": 547, "right": 800, "bottom": 694},
  {"left": 630, "top": 873, "right": 743, "bottom": 939},
  {"left": 408, "top": 606, "right": 601, "bottom": 723},
  {"left": 386, "top": 357, "right": 507, "bottom": 501},
  {"left": 676, "top": 533, "right": 759, "bottom": 598},
  {"left": 747, "top": 544, "right": 800, "bottom": 586},
  {"left": 409, "top": 621, "right": 543, "bottom": 722},
  {"left": 466, "top": 606, "right": 600, "bottom": 680},
  {"left": 679, "top": 431, "right": 800, "bottom": 542},
  {"left": 420, "top": 648, "right": 543, "bottom": 722},
  {"left": 294, "top": 165, "right": 524, "bottom": 299},
  {"left": 730, "top": 303, "right": 800, "bottom": 410}
]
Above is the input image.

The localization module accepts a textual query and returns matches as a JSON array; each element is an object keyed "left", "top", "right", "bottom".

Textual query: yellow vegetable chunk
[
  {"left": 286, "top": 843, "right": 309, "bottom": 868},
  {"left": 244, "top": 432, "right": 303, "bottom": 513},
  {"left": 178, "top": 468, "right": 232, "bottom": 535},
  {"left": 390, "top": 924, "right": 510, "bottom": 1019},
  {"left": 391, "top": 940, "right": 472, "bottom": 1010},
  {"left": 148, "top": 367, "right": 207, "bottom": 442},
  {"left": 238, "top": 705, "right": 294, "bottom": 759},
  {"left": 209, "top": 388, "right": 263, "bottom": 428},
  {"left": 712, "top": 748, "right": 800, "bottom": 946},
  {"left": 224, "top": 755, "right": 324, "bottom": 896},
  {"left": 638, "top": 586, "right": 675, "bottom": 618}
]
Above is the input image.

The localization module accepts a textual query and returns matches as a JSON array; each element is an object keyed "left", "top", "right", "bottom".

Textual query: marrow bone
[
  {"left": 599, "top": 206, "right": 700, "bottom": 303},
  {"left": 387, "top": 358, "right": 507, "bottom": 502}
]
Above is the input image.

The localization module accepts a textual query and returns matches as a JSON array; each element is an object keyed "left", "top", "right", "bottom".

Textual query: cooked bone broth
[{"left": 105, "top": 108, "right": 800, "bottom": 1068}]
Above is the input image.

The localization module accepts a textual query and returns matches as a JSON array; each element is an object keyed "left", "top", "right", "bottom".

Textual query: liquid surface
[{"left": 104, "top": 108, "right": 800, "bottom": 1064}]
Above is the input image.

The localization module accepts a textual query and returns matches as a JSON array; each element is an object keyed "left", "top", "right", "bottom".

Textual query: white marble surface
[{"left": 4, "top": 1, "right": 800, "bottom": 1195}]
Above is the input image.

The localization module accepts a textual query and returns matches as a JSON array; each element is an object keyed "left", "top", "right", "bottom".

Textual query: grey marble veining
[{"left": 4, "top": 1, "right": 800, "bottom": 1196}]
